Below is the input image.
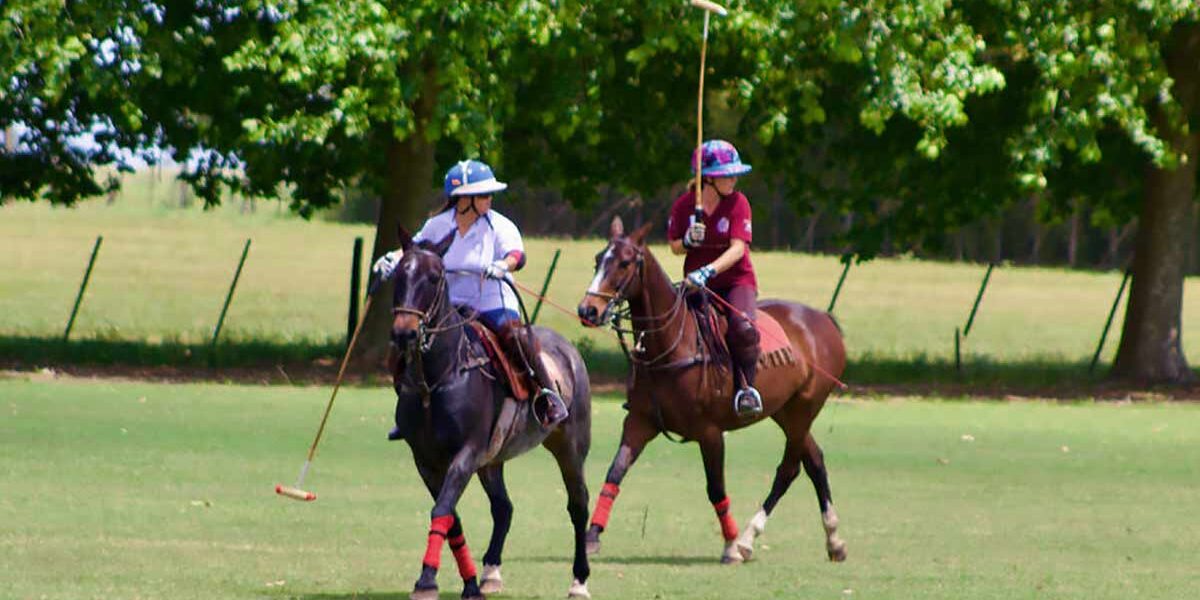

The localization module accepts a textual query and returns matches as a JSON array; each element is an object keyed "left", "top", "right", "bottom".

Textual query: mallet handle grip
[{"left": 690, "top": 0, "right": 728, "bottom": 16}]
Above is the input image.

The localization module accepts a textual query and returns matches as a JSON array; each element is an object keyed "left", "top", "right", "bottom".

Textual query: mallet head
[{"left": 275, "top": 484, "right": 317, "bottom": 502}]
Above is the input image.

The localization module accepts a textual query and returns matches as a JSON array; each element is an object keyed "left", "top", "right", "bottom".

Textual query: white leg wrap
[
  {"left": 480, "top": 564, "right": 503, "bottom": 594},
  {"left": 823, "top": 505, "right": 847, "bottom": 561},
  {"left": 568, "top": 578, "right": 591, "bottom": 599},
  {"left": 735, "top": 508, "right": 768, "bottom": 561},
  {"left": 721, "top": 540, "right": 745, "bottom": 564}
]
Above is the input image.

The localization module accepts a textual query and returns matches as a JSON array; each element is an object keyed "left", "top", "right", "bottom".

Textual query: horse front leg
[
  {"left": 698, "top": 431, "right": 743, "bottom": 564},
  {"left": 585, "top": 412, "right": 658, "bottom": 555},
  {"left": 412, "top": 448, "right": 484, "bottom": 600}
]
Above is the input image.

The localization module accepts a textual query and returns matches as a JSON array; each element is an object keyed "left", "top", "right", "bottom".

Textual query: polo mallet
[
  {"left": 690, "top": 0, "right": 729, "bottom": 224},
  {"left": 275, "top": 294, "right": 376, "bottom": 502}
]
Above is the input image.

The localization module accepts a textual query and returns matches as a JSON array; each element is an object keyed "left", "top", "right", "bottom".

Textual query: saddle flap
[
  {"left": 754, "top": 309, "right": 797, "bottom": 370},
  {"left": 467, "top": 322, "right": 532, "bottom": 401}
]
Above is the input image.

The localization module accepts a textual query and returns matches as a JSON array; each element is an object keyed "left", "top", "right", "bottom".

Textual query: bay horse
[
  {"left": 385, "top": 229, "right": 592, "bottom": 599},
  {"left": 575, "top": 217, "right": 848, "bottom": 564}
]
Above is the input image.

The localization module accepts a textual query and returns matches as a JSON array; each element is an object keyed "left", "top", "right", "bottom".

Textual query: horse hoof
[
  {"left": 410, "top": 587, "right": 439, "bottom": 600},
  {"left": 720, "top": 541, "right": 744, "bottom": 565},
  {"left": 736, "top": 540, "right": 754, "bottom": 562},
  {"left": 480, "top": 564, "right": 503, "bottom": 595},
  {"left": 567, "top": 578, "right": 591, "bottom": 599},
  {"left": 828, "top": 542, "right": 848, "bottom": 562}
]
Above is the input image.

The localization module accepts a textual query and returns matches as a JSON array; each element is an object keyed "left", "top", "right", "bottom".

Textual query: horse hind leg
[
  {"left": 734, "top": 425, "right": 805, "bottom": 562},
  {"left": 544, "top": 426, "right": 593, "bottom": 598},
  {"left": 801, "top": 432, "right": 847, "bottom": 561},
  {"left": 476, "top": 464, "right": 512, "bottom": 595}
]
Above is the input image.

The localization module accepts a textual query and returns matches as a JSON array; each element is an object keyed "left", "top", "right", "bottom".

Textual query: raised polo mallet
[
  {"left": 690, "top": 0, "right": 729, "bottom": 224},
  {"left": 275, "top": 295, "right": 376, "bottom": 502}
]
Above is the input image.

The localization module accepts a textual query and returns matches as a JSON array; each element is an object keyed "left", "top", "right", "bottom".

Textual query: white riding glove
[
  {"left": 371, "top": 249, "right": 403, "bottom": 281},
  {"left": 684, "top": 221, "right": 707, "bottom": 248},
  {"left": 485, "top": 258, "right": 511, "bottom": 280}
]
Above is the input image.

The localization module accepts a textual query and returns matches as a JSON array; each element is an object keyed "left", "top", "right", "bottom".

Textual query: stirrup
[
  {"left": 734, "top": 387, "right": 763, "bottom": 417},
  {"left": 534, "top": 388, "right": 569, "bottom": 429}
]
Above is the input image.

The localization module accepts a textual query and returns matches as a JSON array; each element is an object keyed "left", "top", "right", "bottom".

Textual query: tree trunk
[
  {"left": 352, "top": 65, "right": 439, "bottom": 368},
  {"left": 1112, "top": 23, "right": 1200, "bottom": 384}
]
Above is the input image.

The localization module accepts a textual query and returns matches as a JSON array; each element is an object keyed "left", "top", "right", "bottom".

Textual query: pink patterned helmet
[{"left": 691, "top": 140, "right": 753, "bottom": 177}]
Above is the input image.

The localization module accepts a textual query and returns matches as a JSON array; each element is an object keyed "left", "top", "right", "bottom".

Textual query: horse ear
[
  {"left": 609, "top": 216, "right": 625, "bottom": 240},
  {"left": 397, "top": 224, "right": 414, "bottom": 251},
  {"left": 630, "top": 221, "right": 654, "bottom": 245}
]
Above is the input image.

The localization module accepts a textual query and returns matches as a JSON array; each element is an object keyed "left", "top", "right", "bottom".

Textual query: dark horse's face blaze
[{"left": 577, "top": 217, "right": 653, "bottom": 327}]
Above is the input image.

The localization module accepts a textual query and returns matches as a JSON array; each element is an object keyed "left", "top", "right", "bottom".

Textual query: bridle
[
  {"left": 585, "top": 240, "right": 689, "bottom": 367},
  {"left": 393, "top": 274, "right": 453, "bottom": 352}
]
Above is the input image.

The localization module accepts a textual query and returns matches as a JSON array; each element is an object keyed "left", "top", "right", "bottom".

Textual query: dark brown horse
[
  {"left": 387, "top": 230, "right": 593, "bottom": 599},
  {"left": 576, "top": 217, "right": 848, "bottom": 564}
]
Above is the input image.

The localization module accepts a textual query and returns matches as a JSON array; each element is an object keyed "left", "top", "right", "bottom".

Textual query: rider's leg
[
  {"left": 492, "top": 313, "right": 568, "bottom": 428},
  {"left": 723, "top": 286, "right": 762, "bottom": 416}
]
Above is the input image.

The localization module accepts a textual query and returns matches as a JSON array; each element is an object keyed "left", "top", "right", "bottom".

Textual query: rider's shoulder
[{"left": 486, "top": 209, "right": 519, "bottom": 231}]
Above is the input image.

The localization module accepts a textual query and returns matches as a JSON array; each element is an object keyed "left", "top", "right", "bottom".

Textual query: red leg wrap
[
  {"left": 590, "top": 482, "right": 621, "bottom": 530},
  {"left": 449, "top": 534, "right": 477, "bottom": 581},
  {"left": 713, "top": 497, "right": 739, "bottom": 541},
  {"left": 422, "top": 514, "right": 455, "bottom": 568}
]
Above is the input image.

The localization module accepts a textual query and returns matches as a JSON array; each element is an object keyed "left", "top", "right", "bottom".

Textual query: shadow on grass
[
  {"left": 293, "top": 592, "right": 542, "bottom": 600},
  {"left": 4, "top": 334, "right": 1197, "bottom": 398},
  {"left": 512, "top": 554, "right": 715, "bottom": 567}
]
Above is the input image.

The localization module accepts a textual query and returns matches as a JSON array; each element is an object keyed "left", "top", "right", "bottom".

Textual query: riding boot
[
  {"left": 728, "top": 317, "right": 763, "bottom": 417},
  {"left": 498, "top": 323, "right": 569, "bottom": 429}
]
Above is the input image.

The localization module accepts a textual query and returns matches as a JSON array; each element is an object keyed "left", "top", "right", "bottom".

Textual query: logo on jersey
[
  {"left": 743, "top": 220, "right": 752, "bottom": 234},
  {"left": 717, "top": 217, "right": 730, "bottom": 234}
]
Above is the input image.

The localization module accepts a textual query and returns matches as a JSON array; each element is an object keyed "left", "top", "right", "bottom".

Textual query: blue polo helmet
[{"left": 444, "top": 159, "right": 508, "bottom": 197}]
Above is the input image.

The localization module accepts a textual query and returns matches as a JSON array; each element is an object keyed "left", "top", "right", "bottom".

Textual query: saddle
[
  {"left": 690, "top": 297, "right": 797, "bottom": 371},
  {"left": 466, "top": 321, "right": 533, "bottom": 401}
]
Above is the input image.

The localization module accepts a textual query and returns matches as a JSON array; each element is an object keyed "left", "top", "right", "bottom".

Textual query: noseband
[
  {"left": 585, "top": 243, "right": 645, "bottom": 325},
  {"left": 393, "top": 275, "right": 450, "bottom": 353}
]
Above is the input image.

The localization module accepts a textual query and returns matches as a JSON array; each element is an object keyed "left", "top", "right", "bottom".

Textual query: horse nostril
[
  {"left": 578, "top": 305, "right": 598, "bottom": 325},
  {"left": 392, "top": 329, "right": 417, "bottom": 343}
]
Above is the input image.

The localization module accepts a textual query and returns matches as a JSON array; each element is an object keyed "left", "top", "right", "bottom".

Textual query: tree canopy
[{"left": 4, "top": 0, "right": 1199, "bottom": 381}]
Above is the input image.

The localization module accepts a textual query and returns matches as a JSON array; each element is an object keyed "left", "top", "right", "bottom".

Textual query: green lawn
[
  {"left": 2, "top": 376, "right": 1197, "bottom": 599},
  {"left": 5, "top": 172, "right": 1200, "bottom": 372}
]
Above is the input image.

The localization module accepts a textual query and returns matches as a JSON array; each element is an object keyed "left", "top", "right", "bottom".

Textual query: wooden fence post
[
  {"left": 530, "top": 248, "right": 562, "bottom": 325},
  {"left": 63, "top": 236, "right": 103, "bottom": 342},
  {"left": 1089, "top": 269, "right": 1132, "bottom": 373},
  {"left": 827, "top": 257, "right": 853, "bottom": 313},
  {"left": 348, "top": 237, "right": 364, "bottom": 349},
  {"left": 210, "top": 239, "right": 252, "bottom": 357}
]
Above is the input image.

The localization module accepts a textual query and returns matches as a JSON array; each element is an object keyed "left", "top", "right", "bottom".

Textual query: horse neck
[{"left": 628, "top": 249, "right": 693, "bottom": 359}]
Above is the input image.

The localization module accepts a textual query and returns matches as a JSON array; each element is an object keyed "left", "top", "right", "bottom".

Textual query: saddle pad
[
  {"left": 467, "top": 322, "right": 531, "bottom": 401},
  {"left": 755, "top": 310, "right": 796, "bottom": 369}
]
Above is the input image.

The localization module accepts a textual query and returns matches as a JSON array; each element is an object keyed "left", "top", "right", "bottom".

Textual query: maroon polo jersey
[{"left": 666, "top": 190, "right": 758, "bottom": 291}]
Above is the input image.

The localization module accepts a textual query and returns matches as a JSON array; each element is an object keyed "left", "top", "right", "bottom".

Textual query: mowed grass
[
  {"left": 6, "top": 171, "right": 1200, "bottom": 371},
  {"left": 2, "top": 376, "right": 1198, "bottom": 599}
]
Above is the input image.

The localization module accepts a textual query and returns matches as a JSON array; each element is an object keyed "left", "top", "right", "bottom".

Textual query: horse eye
[{"left": 618, "top": 259, "right": 632, "bottom": 268}]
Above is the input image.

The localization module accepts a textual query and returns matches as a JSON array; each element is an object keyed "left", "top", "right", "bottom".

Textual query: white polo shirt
[{"left": 413, "top": 209, "right": 524, "bottom": 314}]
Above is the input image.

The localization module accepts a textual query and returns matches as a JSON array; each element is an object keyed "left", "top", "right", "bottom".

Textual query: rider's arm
[{"left": 707, "top": 238, "right": 746, "bottom": 274}]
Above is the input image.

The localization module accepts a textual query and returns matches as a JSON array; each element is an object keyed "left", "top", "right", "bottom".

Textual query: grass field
[
  {"left": 6, "top": 171, "right": 1200, "bottom": 382},
  {"left": 2, "top": 375, "right": 1198, "bottom": 599}
]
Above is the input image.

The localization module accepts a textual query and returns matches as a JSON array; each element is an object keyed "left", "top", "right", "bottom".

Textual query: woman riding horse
[
  {"left": 373, "top": 159, "right": 569, "bottom": 429},
  {"left": 668, "top": 140, "right": 763, "bottom": 417},
  {"left": 379, "top": 223, "right": 593, "bottom": 600}
]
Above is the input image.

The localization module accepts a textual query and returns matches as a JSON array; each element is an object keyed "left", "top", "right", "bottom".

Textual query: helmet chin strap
[{"left": 457, "top": 196, "right": 481, "bottom": 215}]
